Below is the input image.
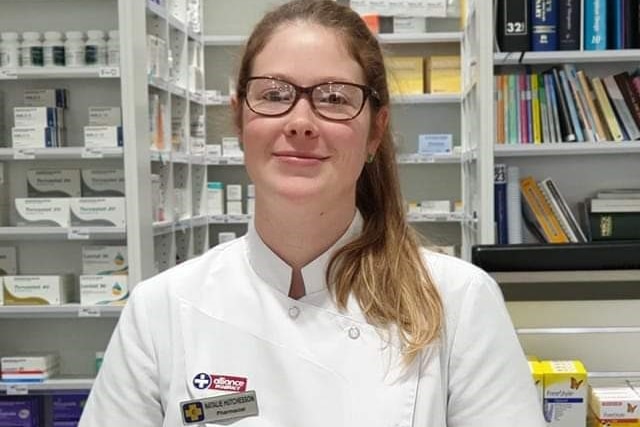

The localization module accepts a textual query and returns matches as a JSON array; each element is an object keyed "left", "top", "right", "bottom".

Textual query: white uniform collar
[{"left": 245, "top": 210, "right": 364, "bottom": 297}]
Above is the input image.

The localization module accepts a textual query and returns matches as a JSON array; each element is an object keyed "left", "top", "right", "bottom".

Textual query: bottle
[
  {"left": 65, "top": 31, "right": 85, "bottom": 67},
  {"left": 107, "top": 30, "right": 120, "bottom": 66},
  {"left": 0, "top": 32, "right": 20, "bottom": 68},
  {"left": 85, "top": 30, "right": 106, "bottom": 66},
  {"left": 43, "top": 31, "right": 65, "bottom": 67},
  {"left": 20, "top": 31, "right": 43, "bottom": 67}
]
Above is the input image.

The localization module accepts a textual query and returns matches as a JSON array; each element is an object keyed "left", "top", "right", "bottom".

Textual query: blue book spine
[
  {"left": 494, "top": 164, "right": 509, "bottom": 244},
  {"left": 532, "top": 0, "right": 559, "bottom": 51},
  {"left": 558, "top": 0, "right": 581, "bottom": 50},
  {"left": 584, "top": 0, "right": 607, "bottom": 50},
  {"left": 608, "top": 0, "right": 623, "bottom": 49}
]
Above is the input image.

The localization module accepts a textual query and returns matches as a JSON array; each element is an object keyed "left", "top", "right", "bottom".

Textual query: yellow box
[
  {"left": 425, "top": 55, "right": 461, "bottom": 94},
  {"left": 385, "top": 56, "right": 424, "bottom": 95},
  {"left": 541, "top": 360, "right": 588, "bottom": 427},
  {"left": 529, "top": 360, "right": 544, "bottom": 404}
]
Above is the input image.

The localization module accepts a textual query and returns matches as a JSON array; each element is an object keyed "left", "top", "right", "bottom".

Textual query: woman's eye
[
  {"left": 321, "top": 92, "right": 348, "bottom": 105},
  {"left": 262, "top": 90, "right": 291, "bottom": 102}
]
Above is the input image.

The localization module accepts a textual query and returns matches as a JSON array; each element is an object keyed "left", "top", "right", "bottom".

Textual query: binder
[{"left": 497, "top": 0, "right": 530, "bottom": 52}]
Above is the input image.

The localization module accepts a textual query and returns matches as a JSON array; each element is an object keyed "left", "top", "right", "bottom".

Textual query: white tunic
[{"left": 79, "top": 214, "right": 545, "bottom": 427}]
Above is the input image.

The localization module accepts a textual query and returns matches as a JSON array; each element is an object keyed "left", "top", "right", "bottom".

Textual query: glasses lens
[
  {"left": 312, "top": 83, "right": 365, "bottom": 120},
  {"left": 246, "top": 78, "right": 295, "bottom": 115}
]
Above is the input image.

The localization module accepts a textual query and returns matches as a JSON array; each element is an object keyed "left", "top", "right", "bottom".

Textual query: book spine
[
  {"left": 544, "top": 73, "right": 561, "bottom": 142},
  {"left": 532, "top": 0, "right": 559, "bottom": 51},
  {"left": 520, "top": 176, "right": 570, "bottom": 243},
  {"left": 590, "top": 198, "right": 640, "bottom": 213},
  {"left": 539, "top": 74, "right": 551, "bottom": 143},
  {"left": 506, "top": 166, "right": 523, "bottom": 244},
  {"left": 542, "top": 178, "right": 588, "bottom": 242},
  {"left": 564, "top": 64, "right": 596, "bottom": 142},
  {"left": 558, "top": 0, "right": 581, "bottom": 50},
  {"left": 558, "top": 69, "right": 585, "bottom": 141},
  {"left": 603, "top": 74, "right": 640, "bottom": 140},
  {"left": 608, "top": 0, "right": 624, "bottom": 49},
  {"left": 584, "top": 0, "right": 607, "bottom": 50},
  {"left": 538, "top": 178, "right": 579, "bottom": 242},
  {"left": 496, "top": 75, "right": 505, "bottom": 144},
  {"left": 589, "top": 212, "right": 640, "bottom": 240},
  {"left": 551, "top": 68, "right": 577, "bottom": 141},
  {"left": 498, "top": 0, "right": 530, "bottom": 52},
  {"left": 526, "top": 74, "right": 533, "bottom": 143},
  {"left": 592, "top": 76, "right": 625, "bottom": 141},
  {"left": 508, "top": 74, "right": 519, "bottom": 144},
  {"left": 520, "top": 73, "right": 529, "bottom": 143},
  {"left": 614, "top": 72, "right": 640, "bottom": 131},
  {"left": 494, "top": 164, "right": 509, "bottom": 244},
  {"left": 577, "top": 70, "right": 609, "bottom": 141}
]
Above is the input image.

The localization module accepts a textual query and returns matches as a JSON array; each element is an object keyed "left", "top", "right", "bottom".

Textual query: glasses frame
[{"left": 243, "top": 76, "right": 380, "bottom": 122}]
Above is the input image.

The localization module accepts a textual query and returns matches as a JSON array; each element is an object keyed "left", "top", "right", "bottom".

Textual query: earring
[{"left": 366, "top": 153, "right": 375, "bottom": 163}]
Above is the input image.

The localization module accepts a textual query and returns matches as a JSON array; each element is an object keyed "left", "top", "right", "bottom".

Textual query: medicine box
[
  {"left": 207, "top": 182, "right": 224, "bottom": 215},
  {"left": 392, "top": 16, "right": 426, "bottom": 33},
  {"left": 529, "top": 360, "right": 544, "bottom": 404},
  {"left": 425, "top": 55, "right": 461, "bottom": 94},
  {"left": 0, "top": 397, "right": 41, "bottom": 427},
  {"left": 420, "top": 200, "right": 451, "bottom": 214},
  {"left": 52, "top": 392, "right": 89, "bottom": 422},
  {"left": 418, "top": 134, "right": 453, "bottom": 155},
  {"left": 226, "top": 184, "right": 242, "bottom": 201},
  {"left": 385, "top": 56, "right": 424, "bottom": 95},
  {"left": 2, "top": 275, "right": 75, "bottom": 305},
  {"left": 226, "top": 200, "right": 243, "bottom": 215},
  {"left": 82, "top": 245, "right": 128, "bottom": 275},
  {"left": 88, "top": 107, "right": 122, "bottom": 126},
  {"left": 84, "top": 126, "right": 123, "bottom": 148},
  {"left": 541, "top": 360, "right": 587, "bottom": 427},
  {"left": 69, "top": 197, "right": 126, "bottom": 227},
  {"left": 81, "top": 169, "right": 125, "bottom": 197},
  {"left": 590, "top": 386, "right": 640, "bottom": 420},
  {"left": 14, "top": 107, "right": 64, "bottom": 128},
  {"left": 80, "top": 275, "right": 129, "bottom": 305},
  {"left": 14, "top": 198, "right": 70, "bottom": 227},
  {"left": 12, "top": 127, "right": 61, "bottom": 148},
  {"left": 24, "top": 89, "right": 68, "bottom": 108},
  {"left": 27, "top": 169, "right": 81, "bottom": 198},
  {"left": 1, "top": 354, "right": 59, "bottom": 375},
  {"left": 222, "top": 137, "right": 242, "bottom": 157},
  {"left": 0, "top": 246, "right": 17, "bottom": 275}
]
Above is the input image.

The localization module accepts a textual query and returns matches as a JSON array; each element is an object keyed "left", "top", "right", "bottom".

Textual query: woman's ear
[{"left": 368, "top": 106, "right": 389, "bottom": 153}]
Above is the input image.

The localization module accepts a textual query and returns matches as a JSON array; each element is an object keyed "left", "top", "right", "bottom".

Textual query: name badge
[{"left": 181, "top": 390, "right": 259, "bottom": 425}]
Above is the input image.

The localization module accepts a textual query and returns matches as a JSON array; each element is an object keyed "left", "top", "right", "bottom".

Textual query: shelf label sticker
[
  {"left": 0, "top": 69, "right": 18, "bottom": 79},
  {"left": 68, "top": 228, "right": 91, "bottom": 240},
  {"left": 210, "top": 215, "right": 226, "bottom": 223},
  {"left": 78, "top": 307, "right": 101, "bottom": 318},
  {"left": 99, "top": 67, "right": 120, "bottom": 78},
  {"left": 7, "top": 384, "right": 29, "bottom": 395},
  {"left": 14, "top": 149, "right": 36, "bottom": 160},
  {"left": 81, "top": 147, "right": 104, "bottom": 158}
]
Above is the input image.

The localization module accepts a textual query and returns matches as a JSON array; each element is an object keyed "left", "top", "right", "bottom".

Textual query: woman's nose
[{"left": 283, "top": 98, "right": 319, "bottom": 138}]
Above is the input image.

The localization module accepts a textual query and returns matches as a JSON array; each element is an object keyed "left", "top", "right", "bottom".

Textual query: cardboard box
[
  {"left": 541, "top": 360, "right": 587, "bottom": 427},
  {"left": 27, "top": 169, "right": 81, "bottom": 198},
  {"left": 88, "top": 107, "right": 121, "bottom": 126},
  {"left": 52, "top": 392, "right": 89, "bottom": 422},
  {"left": 14, "top": 198, "right": 70, "bottom": 227},
  {"left": 0, "top": 397, "right": 41, "bottom": 427},
  {"left": 1, "top": 354, "right": 59, "bottom": 374},
  {"left": 80, "top": 169, "right": 125, "bottom": 197},
  {"left": 0, "top": 246, "right": 17, "bottom": 275},
  {"left": 14, "top": 107, "right": 64, "bottom": 128},
  {"left": 84, "top": 126, "right": 123, "bottom": 148},
  {"left": 2, "top": 275, "right": 75, "bottom": 305},
  {"left": 590, "top": 386, "right": 640, "bottom": 420},
  {"left": 12, "top": 127, "right": 61, "bottom": 148},
  {"left": 529, "top": 360, "right": 544, "bottom": 404},
  {"left": 385, "top": 56, "right": 424, "bottom": 95},
  {"left": 23, "top": 89, "right": 68, "bottom": 108},
  {"left": 79, "top": 275, "right": 129, "bottom": 305},
  {"left": 82, "top": 245, "right": 128, "bottom": 275},
  {"left": 69, "top": 197, "right": 126, "bottom": 227},
  {"left": 425, "top": 55, "right": 461, "bottom": 94}
]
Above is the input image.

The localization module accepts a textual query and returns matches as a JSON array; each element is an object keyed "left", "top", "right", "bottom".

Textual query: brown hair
[{"left": 235, "top": 0, "right": 443, "bottom": 365}]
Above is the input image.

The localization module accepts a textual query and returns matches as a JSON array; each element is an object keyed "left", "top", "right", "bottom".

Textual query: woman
[{"left": 80, "top": 1, "right": 545, "bottom": 426}]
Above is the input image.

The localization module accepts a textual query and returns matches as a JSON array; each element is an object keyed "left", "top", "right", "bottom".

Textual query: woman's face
[{"left": 239, "top": 22, "right": 383, "bottom": 207}]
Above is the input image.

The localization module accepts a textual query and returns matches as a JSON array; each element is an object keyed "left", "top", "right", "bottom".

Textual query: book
[
  {"left": 591, "top": 76, "right": 625, "bottom": 141},
  {"left": 507, "top": 166, "right": 523, "bottom": 244},
  {"left": 563, "top": 64, "right": 596, "bottom": 142},
  {"left": 596, "top": 189, "right": 640, "bottom": 199},
  {"left": 584, "top": 0, "right": 607, "bottom": 50},
  {"left": 588, "top": 212, "right": 640, "bottom": 240},
  {"left": 590, "top": 198, "right": 640, "bottom": 213},
  {"left": 558, "top": 68, "right": 584, "bottom": 141},
  {"left": 603, "top": 74, "right": 640, "bottom": 140},
  {"left": 558, "top": 0, "right": 581, "bottom": 50},
  {"left": 471, "top": 241, "right": 640, "bottom": 271},
  {"left": 549, "top": 69, "right": 576, "bottom": 142},
  {"left": 495, "top": 164, "right": 508, "bottom": 244},
  {"left": 576, "top": 70, "right": 609, "bottom": 141},
  {"left": 544, "top": 72, "right": 562, "bottom": 142},
  {"left": 531, "top": 0, "right": 558, "bottom": 51},
  {"left": 520, "top": 176, "right": 570, "bottom": 243},
  {"left": 497, "top": 0, "right": 530, "bottom": 52},
  {"left": 613, "top": 72, "right": 640, "bottom": 131},
  {"left": 539, "top": 178, "right": 587, "bottom": 242}
]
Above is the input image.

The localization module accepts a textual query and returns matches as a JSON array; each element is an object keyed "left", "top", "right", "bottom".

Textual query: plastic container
[
  {"left": 43, "top": 31, "right": 65, "bottom": 67},
  {"left": 20, "top": 31, "right": 43, "bottom": 67},
  {"left": 0, "top": 32, "right": 20, "bottom": 68},
  {"left": 65, "top": 31, "right": 85, "bottom": 67},
  {"left": 107, "top": 30, "right": 120, "bottom": 66},
  {"left": 85, "top": 30, "right": 106, "bottom": 66}
]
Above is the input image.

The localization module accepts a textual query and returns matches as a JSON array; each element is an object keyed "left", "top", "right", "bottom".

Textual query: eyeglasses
[{"left": 243, "top": 76, "right": 380, "bottom": 121}]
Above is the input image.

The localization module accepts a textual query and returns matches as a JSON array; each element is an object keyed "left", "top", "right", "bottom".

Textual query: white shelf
[
  {"left": 209, "top": 214, "right": 252, "bottom": 224},
  {"left": 0, "top": 377, "right": 95, "bottom": 392},
  {"left": 206, "top": 155, "right": 244, "bottom": 165},
  {"left": 0, "top": 227, "right": 126, "bottom": 241},
  {"left": 203, "top": 32, "right": 463, "bottom": 46},
  {"left": 390, "top": 93, "right": 461, "bottom": 104},
  {"left": 0, "top": 147, "right": 124, "bottom": 160},
  {"left": 0, "top": 305, "right": 123, "bottom": 319},
  {"left": 494, "top": 49, "right": 640, "bottom": 65},
  {"left": 407, "top": 212, "right": 465, "bottom": 223},
  {"left": 146, "top": 0, "right": 201, "bottom": 42},
  {"left": 494, "top": 141, "right": 640, "bottom": 157},
  {"left": 490, "top": 270, "right": 640, "bottom": 284},
  {"left": 0, "top": 66, "right": 120, "bottom": 80},
  {"left": 516, "top": 326, "right": 640, "bottom": 335},
  {"left": 397, "top": 153, "right": 461, "bottom": 164},
  {"left": 148, "top": 76, "right": 188, "bottom": 99}
]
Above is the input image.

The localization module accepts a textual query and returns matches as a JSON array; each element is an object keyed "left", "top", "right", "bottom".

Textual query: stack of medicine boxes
[{"left": 12, "top": 89, "right": 67, "bottom": 149}]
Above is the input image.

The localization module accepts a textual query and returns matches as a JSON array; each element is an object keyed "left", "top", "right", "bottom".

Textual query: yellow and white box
[
  {"left": 81, "top": 169, "right": 125, "bottom": 197},
  {"left": 0, "top": 247, "right": 17, "bottom": 276},
  {"left": 529, "top": 360, "right": 544, "bottom": 404},
  {"left": 84, "top": 126, "right": 123, "bottom": 148},
  {"left": 425, "top": 55, "right": 461, "bottom": 94},
  {"left": 2, "top": 275, "right": 75, "bottom": 305},
  {"left": 541, "top": 360, "right": 587, "bottom": 427},
  {"left": 70, "top": 197, "right": 125, "bottom": 227},
  {"left": 27, "top": 168, "right": 81, "bottom": 198},
  {"left": 590, "top": 386, "right": 640, "bottom": 420},
  {"left": 14, "top": 198, "right": 70, "bottom": 227},
  {"left": 79, "top": 275, "right": 129, "bottom": 305},
  {"left": 82, "top": 245, "right": 128, "bottom": 275},
  {"left": 385, "top": 56, "right": 424, "bottom": 95}
]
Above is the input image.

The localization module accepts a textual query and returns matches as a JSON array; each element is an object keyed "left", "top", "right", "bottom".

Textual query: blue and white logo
[{"left": 192, "top": 373, "right": 211, "bottom": 390}]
